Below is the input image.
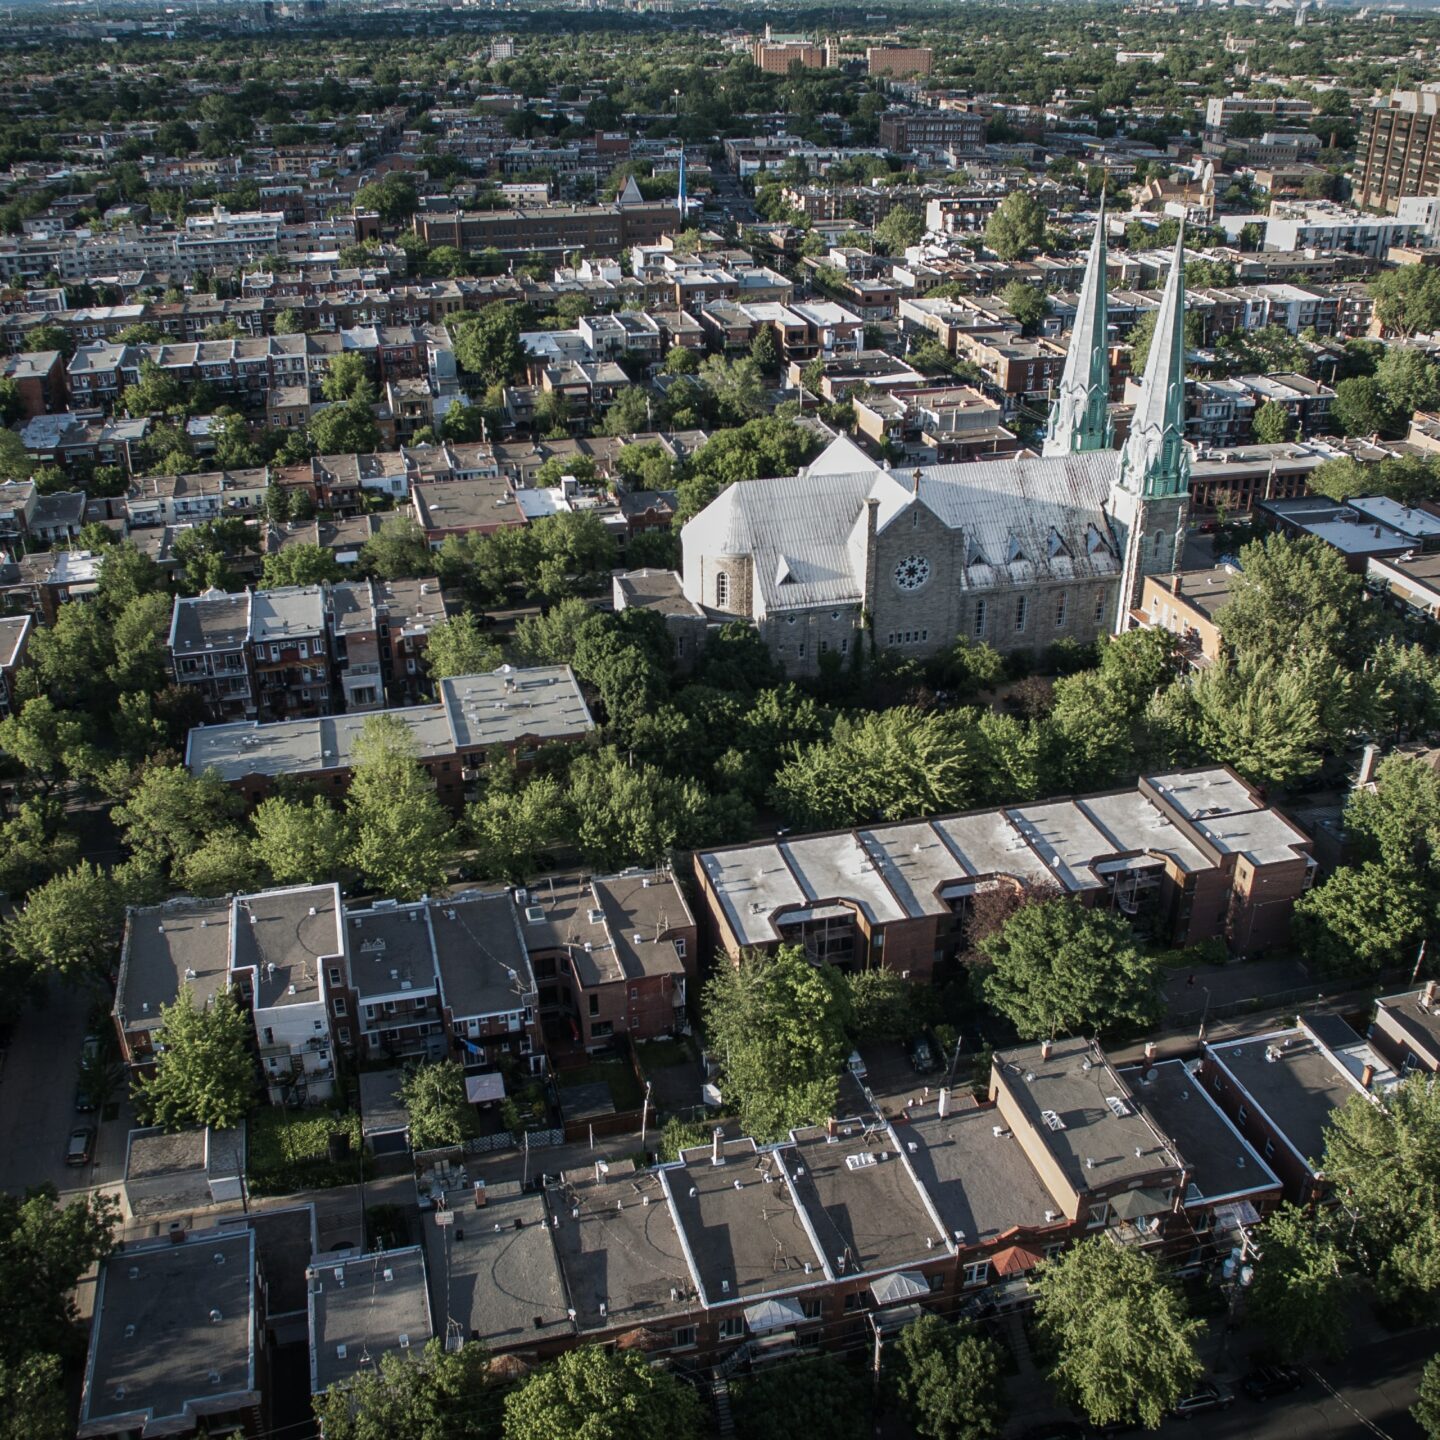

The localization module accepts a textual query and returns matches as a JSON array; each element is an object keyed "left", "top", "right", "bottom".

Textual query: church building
[{"left": 678, "top": 216, "right": 1192, "bottom": 675}]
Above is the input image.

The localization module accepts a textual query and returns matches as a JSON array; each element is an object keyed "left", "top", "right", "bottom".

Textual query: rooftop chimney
[
  {"left": 1356, "top": 743, "right": 1380, "bottom": 791},
  {"left": 938, "top": 1086, "right": 950, "bottom": 1118},
  {"left": 1144, "top": 1041, "right": 1158, "bottom": 1063},
  {"left": 711, "top": 1127, "right": 723, "bottom": 1165},
  {"left": 826, "top": 1116, "right": 837, "bottom": 1138},
  {"left": 1040, "top": 1039, "right": 1052, "bottom": 1061},
  {"left": 1361, "top": 1062, "right": 1375, "bottom": 1091},
  {"left": 1423, "top": 980, "right": 1439, "bottom": 1011}
]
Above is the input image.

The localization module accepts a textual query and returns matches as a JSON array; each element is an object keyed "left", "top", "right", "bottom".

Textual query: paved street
[{"left": 0, "top": 980, "right": 104, "bottom": 1198}]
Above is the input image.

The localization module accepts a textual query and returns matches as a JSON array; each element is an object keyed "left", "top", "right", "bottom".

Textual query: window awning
[
  {"left": 1212, "top": 1199, "right": 1262, "bottom": 1233},
  {"left": 743, "top": 1296, "right": 806, "bottom": 1334},
  {"left": 990, "top": 1244, "right": 1044, "bottom": 1277},
  {"left": 1111, "top": 1187, "right": 1171, "bottom": 1221},
  {"left": 465, "top": 1072, "right": 506, "bottom": 1104},
  {"left": 869, "top": 1271, "right": 930, "bottom": 1306}
]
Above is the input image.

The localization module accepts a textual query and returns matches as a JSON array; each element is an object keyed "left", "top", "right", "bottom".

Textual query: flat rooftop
[
  {"left": 1374, "top": 987, "right": 1440, "bottom": 1065},
  {"left": 80, "top": 1229, "right": 257, "bottom": 1439},
  {"left": 187, "top": 666, "right": 593, "bottom": 782},
  {"left": 591, "top": 870, "right": 692, "bottom": 986},
  {"left": 1206, "top": 1023, "right": 1386, "bottom": 1173},
  {"left": 170, "top": 591, "right": 251, "bottom": 655},
  {"left": 431, "top": 892, "right": 534, "bottom": 1020},
  {"left": 346, "top": 903, "right": 439, "bottom": 1003},
  {"left": 782, "top": 1122, "right": 946, "bottom": 1275},
  {"left": 1123, "top": 1060, "right": 1280, "bottom": 1205},
  {"left": 1148, "top": 565, "right": 1239, "bottom": 622},
  {"left": 231, "top": 885, "right": 342, "bottom": 1009},
  {"left": 118, "top": 897, "right": 232, "bottom": 1036},
  {"left": 1146, "top": 767, "right": 1311, "bottom": 866},
  {"left": 904, "top": 1100, "right": 1062, "bottom": 1243},
  {"left": 308, "top": 1247, "right": 433, "bottom": 1394},
  {"left": 548, "top": 1163, "right": 693, "bottom": 1332},
  {"left": 664, "top": 1137, "right": 826, "bottom": 1305},
  {"left": 994, "top": 1037, "right": 1182, "bottom": 1196},
  {"left": 424, "top": 1184, "right": 572, "bottom": 1351}
]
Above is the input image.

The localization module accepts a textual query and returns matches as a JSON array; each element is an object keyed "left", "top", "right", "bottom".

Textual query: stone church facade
[{"left": 680, "top": 215, "right": 1193, "bottom": 677}]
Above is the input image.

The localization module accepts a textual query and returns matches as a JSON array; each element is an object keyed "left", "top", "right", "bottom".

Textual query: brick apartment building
[
  {"left": 413, "top": 196, "right": 678, "bottom": 261},
  {"left": 867, "top": 46, "right": 933, "bottom": 79},
  {"left": 693, "top": 767, "right": 1316, "bottom": 978},
  {"left": 879, "top": 110, "right": 986, "bottom": 156},
  {"left": 184, "top": 665, "right": 595, "bottom": 811},
  {"left": 1357, "top": 86, "right": 1440, "bottom": 214}
]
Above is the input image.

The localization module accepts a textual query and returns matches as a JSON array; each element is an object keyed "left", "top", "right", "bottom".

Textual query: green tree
[
  {"left": 1218, "top": 534, "right": 1371, "bottom": 668},
  {"left": 893, "top": 1313, "right": 1007, "bottom": 1440},
  {"left": 251, "top": 795, "right": 352, "bottom": 887},
  {"left": 313, "top": 1338, "right": 503, "bottom": 1440},
  {"left": 467, "top": 775, "right": 569, "bottom": 882},
  {"left": 0, "top": 430, "right": 35, "bottom": 481},
  {"left": 981, "top": 897, "right": 1161, "bottom": 1039},
  {"left": 699, "top": 354, "right": 767, "bottom": 424},
  {"left": 133, "top": 985, "right": 255, "bottom": 1131},
  {"left": 321, "top": 351, "right": 375, "bottom": 405},
  {"left": 531, "top": 512, "right": 617, "bottom": 602},
  {"left": 772, "top": 707, "right": 978, "bottom": 829},
  {"left": 1292, "top": 861, "right": 1427, "bottom": 976},
  {"left": 1416, "top": 1355, "right": 1440, "bottom": 1440},
  {"left": 749, "top": 323, "right": 779, "bottom": 371},
  {"left": 273, "top": 308, "right": 304, "bottom": 335},
  {"left": 452, "top": 305, "right": 526, "bottom": 387},
  {"left": 119, "top": 359, "right": 186, "bottom": 418},
  {"left": 1033, "top": 1240, "right": 1203, "bottom": 1430},
  {"left": 346, "top": 715, "right": 454, "bottom": 899},
  {"left": 0, "top": 798, "right": 79, "bottom": 901},
  {"left": 1370, "top": 264, "right": 1440, "bottom": 338},
  {"left": 565, "top": 747, "right": 718, "bottom": 869},
  {"left": 311, "top": 398, "right": 380, "bottom": 456},
  {"left": 360, "top": 515, "right": 434, "bottom": 580},
  {"left": 732, "top": 1354, "right": 869, "bottom": 1440},
  {"left": 400, "top": 1060, "right": 481, "bottom": 1149},
  {"left": 1331, "top": 375, "right": 1394, "bottom": 438},
  {"left": 1343, "top": 753, "right": 1440, "bottom": 879},
  {"left": 598, "top": 385, "right": 652, "bottom": 437},
  {"left": 663, "top": 343, "right": 700, "bottom": 376},
  {"left": 874, "top": 204, "right": 924, "bottom": 254},
  {"left": 1377, "top": 345, "right": 1440, "bottom": 419},
  {"left": 0, "top": 696, "right": 89, "bottom": 782},
  {"left": 1244, "top": 1204, "right": 1349, "bottom": 1362},
  {"left": 1252, "top": 399, "right": 1292, "bottom": 444},
  {"left": 424, "top": 613, "right": 503, "bottom": 681},
  {"left": 985, "top": 191, "right": 1047, "bottom": 260},
  {"left": 845, "top": 967, "right": 915, "bottom": 1043},
  {"left": 1324, "top": 1072, "right": 1440, "bottom": 1318},
  {"left": 2, "top": 863, "right": 121, "bottom": 985},
  {"left": 503, "top": 1345, "right": 702, "bottom": 1440},
  {"left": 261, "top": 543, "right": 343, "bottom": 589},
  {"left": 177, "top": 828, "right": 266, "bottom": 897},
  {"left": 113, "top": 763, "right": 244, "bottom": 875},
  {"left": 512, "top": 597, "right": 605, "bottom": 666},
  {"left": 702, "top": 945, "right": 850, "bottom": 1140},
  {"left": 0, "top": 1353, "right": 68, "bottom": 1440},
  {"left": 999, "top": 279, "right": 1050, "bottom": 335},
  {"left": 0, "top": 1187, "right": 116, "bottom": 1361}
]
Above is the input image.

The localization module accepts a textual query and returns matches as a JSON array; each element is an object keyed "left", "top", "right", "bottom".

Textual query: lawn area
[
  {"left": 556, "top": 1058, "right": 644, "bottom": 1113},
  {"left": 248, "top": 1107, "right": 367, "bottom": 1196},
  {"left": 634, "top": 1036, "right": 697, "bottom": 1072}
]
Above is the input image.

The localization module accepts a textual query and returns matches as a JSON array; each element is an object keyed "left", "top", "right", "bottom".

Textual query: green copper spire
[
  {"left": 1118, "top": 227, "right": 1190, "bottom": 499},
  {"left": 1043, "top": 201, "right": 1112, "bottom": 458}
]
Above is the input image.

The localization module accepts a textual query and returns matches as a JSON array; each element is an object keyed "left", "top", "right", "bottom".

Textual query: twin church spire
[{"left": 1043, "top": 206, "right": 1190, "bottom": 501}]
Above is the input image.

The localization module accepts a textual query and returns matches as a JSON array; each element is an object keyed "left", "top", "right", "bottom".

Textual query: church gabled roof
[{"left": 1043, "top": 201, "right": 1113, "bottom": 459}]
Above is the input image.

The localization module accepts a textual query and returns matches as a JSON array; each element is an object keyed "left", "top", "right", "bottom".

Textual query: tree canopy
[{"left": 133, "top": 984, "right": 256, "bottom": 1131}]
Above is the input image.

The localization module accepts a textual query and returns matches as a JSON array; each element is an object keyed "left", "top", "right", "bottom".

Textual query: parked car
[
  {"left": 74, "top": 1080, "right": 96, "bottom": 1113},
  {"left": 907, "top": 1034, "right": 939, "bottom": 1074},
  {"left": 1171, "top": 1380, "right": 1236, "bottom": 1419},
  {"left": 66, "top": 1127, "right": 96, "bottom": 1167},
  {"left": 1242, "top": 1365, "right": 1304, "bottom": 1401}
]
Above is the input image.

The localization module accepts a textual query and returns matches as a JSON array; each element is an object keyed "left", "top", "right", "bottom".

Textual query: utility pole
[{"left": 639, "top": 1080, "right": 652, "bottom": 1149}]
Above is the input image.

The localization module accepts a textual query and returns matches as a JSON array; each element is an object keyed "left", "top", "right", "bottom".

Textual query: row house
[
  {"left": 1133, "top": 566, "right": 1237, "bottom": 670},
  {"left": 693, "top": 766, "right": 1316, "bottom": 979},
  {"left": 126, "top": 467, "right": 270, "bottom": 528},
  {"left": 1186, "top": 440, "right": 1336, "bottom": 517},
  {"left": 0, "top": 612, "right": 31, "bottom": 715},
  {"left": 18, "top": 414, "right": 150, "bottom": 474},
  {"left": 708, "top": 300, "right": 864, "bottom": 366},
  {"left": 426, "top": 1034, "right": 1280, "bottom": 1373},
  {"left": 250, "top": 585, "right": 331, "bottom": 721},
  {"left": 1368, "top": 982, "right": 1440, "bottom": 1075},
  {"left": 113, "top": 886, "right": 546, "bottom": 1100},
  {"left": 169, "top": 589, "right": 256, "bottom": 722},
  {"left": 954, "top": 332, "right": 1067, "bottom": 410},
  {"left": 0, "top": 548, "right": 104, "bottom": 624},
  {"left": 1200, "top": 1015, "right": 1396, "bottom": 1204},
  {"left": 185, "top": 665, "right": 596, "bottom": 812},
  {"left": 0, "top": 349, "right": 66, "bottom": 417},
  {"left": 852, "top": 385, "right": 1018, "bottom": 465},
  {"left": 330, "top": 576, "right": 448, "bottom": 710},
  {"left": 898, "top": 296, "right": 1018, "bottom": 355},
  {"left": 516, "top": 869, "right": 698, "bottom": 1052},
  {"left": 0, "top": 478, "right": 88, "bottom": 553}
]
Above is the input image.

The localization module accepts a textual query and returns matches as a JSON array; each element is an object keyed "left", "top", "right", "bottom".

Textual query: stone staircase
[{"left": 711, "top": 1377, "right": 734, "bottom": 1437}]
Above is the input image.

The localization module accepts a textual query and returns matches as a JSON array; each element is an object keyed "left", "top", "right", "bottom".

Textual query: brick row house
[
  {"left": 169, "top": 580, "right": 450, "bottom": 724},
  {"left": 693, "top": 766, "right": 1316, "bottom": 981}
]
